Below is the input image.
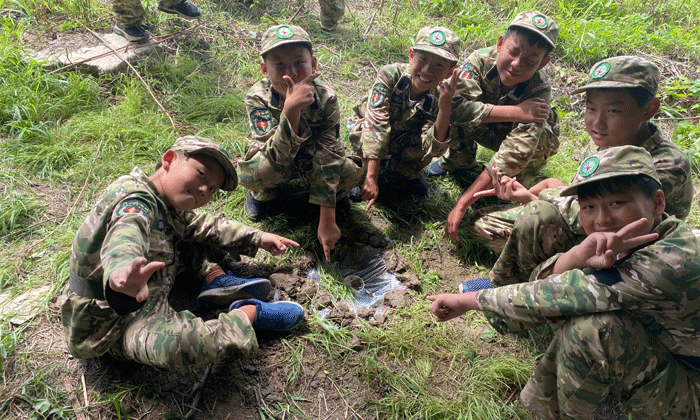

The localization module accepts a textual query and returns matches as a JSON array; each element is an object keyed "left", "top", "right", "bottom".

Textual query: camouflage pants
[
  {"left": 113, "top": 0, "right": 183, "bottom": 28},
  {"left": 178, "top": 241, "right": 236, "bottom": 281},
  {"left": 438, "top": 119, "right": 558, "bottom": 187},
  {"left": 319, "top": 0, "right": 344, "bottom": 29},
  {"left": 237, "top": 150, "right": 362, "bottom": 208},
  {"left": 467, "top": 203, "right": 522, "bottom": 253},
  {"left": 109, "top": 268, "right": 257, "bottom": 371},
  {"left": 521, "top": 312, "right": 700, "bottom": 419},
  {"left": 489, "top": 200, "right": 583, "bottom": 286}
]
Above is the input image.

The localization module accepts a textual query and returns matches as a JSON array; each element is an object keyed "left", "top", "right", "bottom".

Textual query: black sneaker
[
  {"left": 114, "top": 24, "right": 149, "bottom": 42},
  {"left": 425, "top": 160, "right": 448, "bottom": 177},
  {"left": 158, "top": 1, "right": 201, "bottom": 19},
  {"left": 336, "top": 195, "right": 352, "bottom": 213},
  {"left": 244, "top": 193, "right": 268, "bottom": 221}
]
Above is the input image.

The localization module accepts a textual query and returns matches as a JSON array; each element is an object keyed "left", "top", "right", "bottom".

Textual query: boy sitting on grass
[
  {"left": 347, "top": 26, "right": 461, "bottom": 210},
  {"left": 429, "top": 145, "right": 700, "bottom": 419},
  {"left": 61, "top": 136, "right": 304, "bottom": 372},
  {"left": 438, "top": 11, "right": 560, "bottom": 243},
  {"left": 468, "top": 56, "right": 694, "bottom": 290},
  {"left": 236, "top": 24, "right": 362, "bottom": 261}
]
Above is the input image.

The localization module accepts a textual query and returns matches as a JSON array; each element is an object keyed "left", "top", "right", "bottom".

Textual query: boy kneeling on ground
[{"left": 429, "top": 145, "right": 700, "bottom": 419}]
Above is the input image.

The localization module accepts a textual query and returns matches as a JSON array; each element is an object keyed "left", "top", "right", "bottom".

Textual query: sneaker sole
[
  {"left": 113, "top": 27, "right": 149, "bottom": 42},
  {"left": 158, "top": 6, "right": 201, "bottom": 19},
  {"left": 197, "top": 279, "right": 271, "bottom": 305}
]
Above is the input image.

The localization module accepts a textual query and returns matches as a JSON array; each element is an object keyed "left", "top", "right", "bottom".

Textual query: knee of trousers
[{"left": 559, "top": 313, "right": 630, "bottom": 369}]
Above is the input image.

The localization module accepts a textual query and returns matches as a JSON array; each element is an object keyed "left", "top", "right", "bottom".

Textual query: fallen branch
[
  {"left": 363, "top": 0, "right": 384, "bottom": 38},
  {"left": 184, "top": 363, "right": 213, "bottom": 419},
  {"left": 78, "top": 22, "right": 180, "bottom": 136}
]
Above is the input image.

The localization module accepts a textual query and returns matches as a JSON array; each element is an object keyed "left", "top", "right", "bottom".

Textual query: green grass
[{"left": 1, "top": 0, "right": 699, "bottom": 418}]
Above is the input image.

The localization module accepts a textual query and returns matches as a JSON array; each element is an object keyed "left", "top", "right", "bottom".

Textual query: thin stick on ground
[
  {"left": 78, "top": 22, "right": 180, "bottom": 136},
  {"left": 363, "top": 0, "right": 384, "bottom": 37}
]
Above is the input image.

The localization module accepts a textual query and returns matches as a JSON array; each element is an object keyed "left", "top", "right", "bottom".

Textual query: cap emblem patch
[
  {"left": 276, "top": 26, "right": 293, "bottom": 39},
  {"left": 579, "top": 156, "right": 600, "bottom": 178},
  {"left": 430, "top": 30, "right": 446, "bottom": 46},
  {"left": 592, "top": 62, "right": 611, "bottom": 79},
  {"left": 532, "top": 15, "right": 548, "bottom": 29}
]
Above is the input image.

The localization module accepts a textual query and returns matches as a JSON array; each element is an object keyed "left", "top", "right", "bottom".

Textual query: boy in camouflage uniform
[
  {"left": 475, "top": 56, "right": 694, "bottom": 289},
  {"left": 429, "top": 145, "right": 700, "bottom": 419},
  {"left": 347, "top": 26, "right": 461, "bottom": 210},
  {"left": 236, "top": 25, "right": 362, "bottom": 261},
  {"left": 113, "top": 0, "right": 200, "bottom": 42},
  {"left": 438, "top": 11, "right": 560, "bottom": 243},
  {"left": 61, "top": 136, "right": 304, "bottom": 372}
]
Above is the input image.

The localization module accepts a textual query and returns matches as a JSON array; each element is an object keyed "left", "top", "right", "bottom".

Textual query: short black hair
[
  {"left": 261, "top": 43, "right": 314, "bottom": 62},
  {"left": 503, "top": 27, "right": 554, "bottom": 57},
  {"left": 577, "top": 174, "right": 662, "bottom": 201}
]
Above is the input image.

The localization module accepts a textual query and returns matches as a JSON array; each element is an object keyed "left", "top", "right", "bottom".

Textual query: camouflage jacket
[
  {"left": 477, "top": 216, "right": 700, "bottom": 358},
  {"left": 243, "top": 78, "right": 348, "bottom": 201},
  {"left": 352, "top": 63, "right": 450, "bottom": 160},
  {"left": 539, "top": 122, "right": 694, "bottom": 231},
  {"left": 63, "top": 167, "right": 262, "bottom": 358},
  {"left": 452, "top": 46, "right": 559, "bottom": 177}
]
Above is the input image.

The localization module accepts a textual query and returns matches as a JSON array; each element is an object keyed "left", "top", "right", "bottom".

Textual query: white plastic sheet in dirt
[{"left": 309, "top": 245, "right": 405, "bottom": 315}]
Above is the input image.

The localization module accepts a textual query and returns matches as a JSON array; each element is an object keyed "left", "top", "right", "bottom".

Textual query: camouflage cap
[
  {"left": 171, "top": 136, "right": 238, "bottom": 191},
  {"left": 561, "top": 145, "right": 660, "bottom": 196},
  {"left": 572, "top": 56, "right": 660, "bottom": 95},
  {"left": 260, "top": 24, "right": 313, "bottom": 56},
  {"left": 411, "top": 26, "right": 461, "bottom": 63},
  {"left": 507, "top": 11, "right": 558, "bottom": 50}
]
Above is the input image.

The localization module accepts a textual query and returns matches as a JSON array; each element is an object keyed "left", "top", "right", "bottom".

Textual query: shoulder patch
[
  {"left": 459, "top": 62, "right": 477, "bottom": 80},
  {"left": 369, "top": 82, "right": 389, "bottom": 109},
  {"left": 115, "top": 199, "right": 151, "bottom": 219},
  {"left": 250, "top": 108, "right": 273, "bottom": 136}
]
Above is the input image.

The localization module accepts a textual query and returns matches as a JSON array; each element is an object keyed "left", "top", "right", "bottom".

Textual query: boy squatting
[{"left": 429, "top": 145, "right": 700, "bottom": 419}]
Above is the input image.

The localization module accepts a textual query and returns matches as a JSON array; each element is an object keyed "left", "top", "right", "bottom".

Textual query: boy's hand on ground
[
  {"left": 283, "top": 72, "right": 320, "bottom": 111},
  {"left": 561, "top": 218, "right": 659, "bottom": 271},
  {"left": 108, "top": 257, "right": 165, "bottom": 302},
  {"left": 437, "top": 68, "right": 460, "bottom": 109},
  {"left": 444, "top": 207, "right": 465, "bottom": 242},
  {"left": 360, "top": 177, "right": 379, "bottom": 211},
  {"left": 259, "top": 232, "right": 300, "bottom": 256},
  {"left": 317, "top": 220, "right": 341, "bottom": 261},
  {"left": 517, "top": 97, "right": 550, "bottom": 123},
  {"left": 427, "top": 293, "right": 473, "bottom": 322}
]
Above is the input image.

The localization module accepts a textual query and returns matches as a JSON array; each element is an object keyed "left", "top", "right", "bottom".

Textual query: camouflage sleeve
[
  {"left": 450, "top": 54, "right": 494, "bottom": 127},
  {"left": 420, "top": 119, "right": 451, "bottom": 157},
  {"left": 651, "top": 143, "right": 693, "bottom": 220},
  {"left": 360, "top": 65, "right": 401, "bottom": 159},
  {"left": 244, "top": 89, "right": 312, "bottom": 164},
  {"left": 488, "top": 85, "right": 553, "bottom": 178},
  {"left": 538, "top": 186, "right": 581, "bottom": 230},
  {"left": 179, "top": 210, "right": 263, "bottom": 260},
  {"left": 476, "top": 219, "right": 700, "bottom": 340},
  {"left": 306, "top": 85, "right": 348, "bottom": 206},
  {"left": 100, "top": 194, "right": 160, "bottom": 286}
]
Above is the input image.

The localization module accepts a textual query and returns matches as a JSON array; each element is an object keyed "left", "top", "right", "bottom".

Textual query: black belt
[{"left": 69, "top": 272, "right": 105, "bottom": 300}]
